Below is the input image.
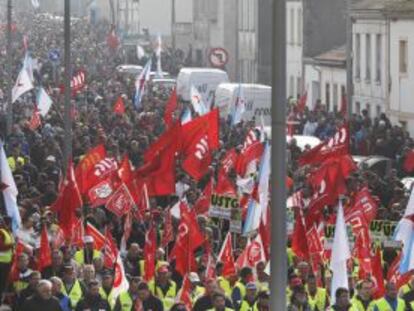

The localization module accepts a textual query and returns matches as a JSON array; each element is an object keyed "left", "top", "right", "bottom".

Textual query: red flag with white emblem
[
  {"left": 144, "top": 225, "right": 157, "bottom": 281},
  {"left": 217, "top": 233, "right": 236, "bottom": 277}
]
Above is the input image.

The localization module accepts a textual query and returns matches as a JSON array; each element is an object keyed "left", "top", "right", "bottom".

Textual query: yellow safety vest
[
  {"left": 139, "top": 260, "right": 168, "bottom": 276},
  {"left": 399, "top": 283, "right": 413, "bottom": 297},
  {"left": 191, "top": 285, "right": 205, "bottom": 303},
  {"left": 350, "top": 296, "right": 374, "bottom": 311},
  {"left": 74, "top": 249, "right": 101, "bottom": 265},
  {"left": 256, "top": 280, "right": 269, "bottom": 292},
  {"left": 207, "top": 308, "right": 234, "bottom": 311},
  {"left": 218, "top": 276, "right": 232, "bottom": 297},
  {"left": 234, "top": 281, "right": 247, "bottom": 300},
  {"left": 62, "top": 279, "right": 84, "bottom": 307},
  {"left": 374, "top": 297, "right": 406, "bottom": 311},
  {"left": 118, "top": 291, "right": 135, "bottom": 311},
  {"left": 240, "top": 299, "right": 258, "bottom": 311},
  {"left": 0, "top": 228, "right": 14, "bottom": 263},
  {"left": 148, "top": 279, "right": 177, "bottom": 310},
  {"left": 287, "top": 247, "right": 295, "bottom": 267},
  {"left": 100, "top": 287, "right": 117, "bottom": 310},
  {"left": 307, "top": 287, "right": 328, "bottom": 311}
]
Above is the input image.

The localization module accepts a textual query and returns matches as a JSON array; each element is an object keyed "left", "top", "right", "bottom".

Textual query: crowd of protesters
[{"left": 1, "top": 7, "right": 414, "bottom": 311}]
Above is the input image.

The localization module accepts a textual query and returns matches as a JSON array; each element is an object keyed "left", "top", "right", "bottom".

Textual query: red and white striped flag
[{"left": 29, "top": 106, "right": 41, "bottom": 131}]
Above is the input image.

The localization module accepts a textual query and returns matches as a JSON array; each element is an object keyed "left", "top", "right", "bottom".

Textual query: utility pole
[
  {"left": 346, "top": 0, "right": 353, "bottom": 118},
  {"left": 6, "top": 0, "right": 12, "bottom": 136},
  {"left": 63, "top": 0, "right": 72, "bottom": 169},
  {"left": 271, "top": 0, "right": 286, "bottom": 311},
  {"left": 171, "top": 0, "right": 176, "bottom": 50}
]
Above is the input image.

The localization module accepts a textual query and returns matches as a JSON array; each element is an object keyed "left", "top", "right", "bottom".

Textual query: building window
[
  {"left": 297, "top": 77, "right": 301, "bottom": 98},
  {"left": 297, "top": 8, "right": 302, "bottom": 46},
  {"left": 325, "top": 83, "right": 330, "bottom": 111},
  {"left": 355, "top": 34, "right": 361, "bottom": 79},
  {"left": 400, "top": 40, "right": 408, "bottom": 74},
  {"left": 355, "top": 101, "right": 361, "bottom": 114},
  {"left": 376, "top": 105, "right": 381, "bottom": 117},
  {"left": 333, "top": 84, "right": 338, "bottom": 111},
  {"left": 289, "top": 76, "right": 294, "bottom": 97},
  {"left": 290, "top": 8, "right": 295, "bottom": 44},
  {"left": 376, "top": 34, "right": 382, "bottom": 82},
  {"left": 366, "top": 103, "right": 371, "bottom": 117},
  {"left": 365, "top": 34, "right": 371, "bottom": 81}
]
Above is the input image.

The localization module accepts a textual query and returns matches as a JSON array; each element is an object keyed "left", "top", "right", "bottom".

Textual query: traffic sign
[
  {"left": 48, "top": 49, "right": 60, "bottom": 62},
  {"left": 208, "top": 47, "right": 229, "bottom": 68}
]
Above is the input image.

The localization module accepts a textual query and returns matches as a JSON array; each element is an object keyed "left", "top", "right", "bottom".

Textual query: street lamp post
[
  {"left": 6, "top": 0, "right": 12, "bottom": 136},
  {"left": 271, "top": 0, "right": 287, "bottom": 310},
  {"left": 63, "top": 0, "right": 72, "bottom": 169}
]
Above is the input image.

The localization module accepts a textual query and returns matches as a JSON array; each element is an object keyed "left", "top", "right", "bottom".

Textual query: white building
[
  {"left": 286, "top": 0, "right": 303, "bottom": 99},
  {"left": 352, "top": 0, "right": 414, "bottom": 136},
  {"left": 192, "top": 0, "right": 238, "bottom": 80},
  {"left": 304, "top": 47, "right": 347, "bottom": 111},
  {"left": 389, "top": 17, "right": 414, "bottom": 134}
]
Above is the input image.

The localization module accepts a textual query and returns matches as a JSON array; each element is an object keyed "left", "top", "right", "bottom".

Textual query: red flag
[
  {"left": 403, "top": 150, "right": 414, "bottom": 173},
  {"left": 346, "top": 187, "right": 378, "bottom": 223},
  {"left": 28, "top": 105, "right": 41, "bottom": 131},
  {"left": 103, "top": 228, "right": 118, "bottom": 269},
  {"left": 164, "top": 88, "right": 178, "bottom": 128},
  {"left": 221, "top": 149, "right": 238, "bottom": 174},
  {"left": 51, "top": 161, "right": 82, "bottom": 238},
  {"left": 106, "top": 183, "right": 134, "bottom": 217},
  {"left": 87, "top": 178, "right": 115, "bottom": 208},
  {"left": 144, "top": 225, "right": 157, "bottom": 281},
  {"left": 259, "top": 206, "right": 271, "bottom": 260},
  {"left": 370, "top": 247, "right": 385, "bottom": 299},
  {"left": 170, "top": 203, "right": 205, "bottom": 275},
  {"left": 194, "top": 178, "right": 213, "bottom": 215},
  {"left": 107, "top": 25, "right": 120, "bottom": 50},
  {"left": 215, "top": 169, "right": 236, "bottom": 196},
  {"left": 306, "top": 155, "right": 357, "bottom": 226},
  {"left": 177, "top": 274, "right": 193, "bottom": 310},
  {"left": 37, "top": 225, "right": 52, "bottom": 271},
  {"left": 292, "top": 210, "right": 309, "bottom": 260},
  {"left": 9, "top": 240, "right": 33, "bottom": 282},
  {"left": 136, "top": 124, "right": 180, "bottom": 196},
  {"left": 217, "top": 233, "right": 236, "bottom": 277},
  {"left": 297, "top": 91, "right": 308, "bottom": 114},
  {"left": 161, "top": 208, "right": 173, "bottom": 248},
  {"left": 86, "top": 223, "right": 106, "bottom": 250},
  {"left": 120, "top": 212, "right": 133, "bottom": 252},
  {"left": 113, "top": 96, "right": 125, "bottom": 115},
  {"left": 181, "top": 109, "right": 220, "bottom": 181},
  {"left": 75, "top": 144, "right": 107, "bottom": 194},
  {"left": 236, "top": 234, "right": 266, "bottom": 270},
  {"left": 340, "top": 94, "right": 347, "bottom": 118},
  {"left": 388, "top": 252, "right": 412, "bottom": 289},
  {"left": 298, "top": 125, "right": 350, "bottom": 166},
  {"left": 235, "top": 130, "right": 264, "bottom": 176}
]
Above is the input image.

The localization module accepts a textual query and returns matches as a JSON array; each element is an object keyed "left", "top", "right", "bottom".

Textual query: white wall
[
  {"left": 389, "top": 19, "right": 414, "bottom": 135},
  {"left": 286, "top": 0, "right": 303, "bottom": 99},
  {"left": 304, "top": 64, "right": 320, "bottom": 109},
  {"left": 352, "top": 19, "right": 388, "bottom": 117}
]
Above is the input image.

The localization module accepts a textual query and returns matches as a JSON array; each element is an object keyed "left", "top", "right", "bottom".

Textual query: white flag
[
  {"left": 12, "top": 67, "right": 34, "bottom": 103},
  {"left": 155, "top": 34, "right": 163, "bottom": 78},
  {"left": 31, "top": 0, "right": 40, "bottom": 9},
  {"left": 137, "top": 45, "right": 145, "bottom": 60},
  {"left": 243, "top": 143, "right": 271, "bottom": 235},
  {"left": 231, "top": 84, "right": 246, "bottom": 125},
  {"left": 0, "top": 142, "right": 21, "bottom": 233},
  {"left": 330, "top": 200, "right": 351, "bottom": 305},
  {"left": 23, "top": 53, "right": 34, "bottom": 82},
  {"left": 190, "top": 85, "right": 208, "bottom": 116},
  {"left": 36, "top": 87, "right": 53, "bottom": 117}
]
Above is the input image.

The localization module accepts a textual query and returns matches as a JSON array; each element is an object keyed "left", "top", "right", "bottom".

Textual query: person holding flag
[
  {"left": 74, "top": 235, "right": 101, "bottom": 265},
  {"left": 148, "top": 265, "right": 178, "bottom": 310},
  {"left": 114, "top": 276, "right": 142, "bottom": 311}
]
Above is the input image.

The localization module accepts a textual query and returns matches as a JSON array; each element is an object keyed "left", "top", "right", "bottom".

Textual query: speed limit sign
[{"left": 208, "top": 47, "right": 229, "bottom": 68}]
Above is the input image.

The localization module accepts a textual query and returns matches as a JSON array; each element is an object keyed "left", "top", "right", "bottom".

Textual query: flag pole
[
  {"left": 63, "top": 0, "right": 72, "bottom": 171},
  {"left": 271, "top": 1, "right": 286, "bottom": 311},
  {"left": 6, "top": 0, "right": 12, "bottom": 136}
]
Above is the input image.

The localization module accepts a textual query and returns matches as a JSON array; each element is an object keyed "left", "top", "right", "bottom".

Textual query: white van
[
  {"left": 176, "top": 68, "right": 229, "bottom": 103},
  {"left": 215, "top": 83, "right": 271, "bottom": 125}
]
